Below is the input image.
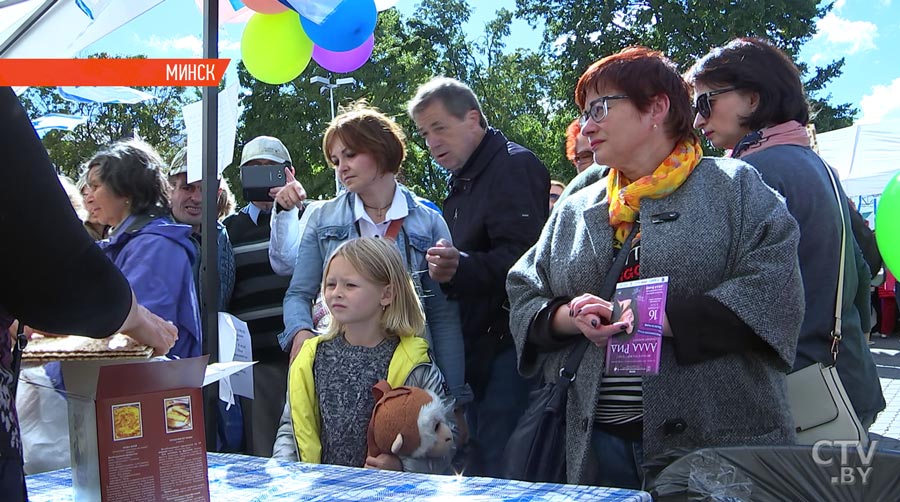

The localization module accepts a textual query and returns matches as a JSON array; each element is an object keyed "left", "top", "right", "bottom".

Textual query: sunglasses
[
  {"left": 579, "top": 95, "right": 629, "bottom": 127},
  {"left": 693, "top": 87, "right": 736, "bottom": 119}
]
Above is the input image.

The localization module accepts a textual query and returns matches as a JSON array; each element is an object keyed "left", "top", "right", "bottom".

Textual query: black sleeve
[
  {"left": 528, "top": 296, "right": 576, "bottom": 349},
  {"left": 0, "top": 87, "right": 131, "bottom": 337},
  {"left": 444, "top": 151, "right": 549, "bottom": 296},
  {"left": 667, "top": 294, "right": 775, "bottom": 365}
]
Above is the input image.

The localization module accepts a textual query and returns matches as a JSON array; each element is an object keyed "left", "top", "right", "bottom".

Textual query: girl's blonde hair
[{"left": 321, "top": 237, "right": 425, "bottom": 340}]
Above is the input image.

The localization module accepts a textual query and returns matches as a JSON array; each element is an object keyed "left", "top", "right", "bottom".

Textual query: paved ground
[{"left": 866, "top": 335, "right": 900, "bottom": 449}]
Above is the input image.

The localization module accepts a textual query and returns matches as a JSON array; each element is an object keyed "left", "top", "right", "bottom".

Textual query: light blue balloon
[{"left": 299, "top": 0, "right": 377, "bottom": 52}]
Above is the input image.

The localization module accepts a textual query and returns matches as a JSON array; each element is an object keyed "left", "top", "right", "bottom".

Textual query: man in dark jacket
[{"left": 409, "top": 77, "right": 550, "bottom": 478}]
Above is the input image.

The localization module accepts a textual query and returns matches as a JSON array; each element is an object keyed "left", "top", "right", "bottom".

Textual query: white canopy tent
[
  {"left": 817, "top": 120, "right": 900, "bottom": 199},
  {"left": 0, "top": 0, "right": 165, "bottom": 59}
]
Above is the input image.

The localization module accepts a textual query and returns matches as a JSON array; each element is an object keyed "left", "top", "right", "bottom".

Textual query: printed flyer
[{"left": 604, "top": 276, "right": 669, "bottom": 375}]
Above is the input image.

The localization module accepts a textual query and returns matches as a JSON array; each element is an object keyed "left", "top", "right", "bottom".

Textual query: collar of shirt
[
  {"left": 352, "top": 184, "right": 409, "bottom": 238},
  {"left": 242, "top": 203, "right": 271, "bottom": 226}
]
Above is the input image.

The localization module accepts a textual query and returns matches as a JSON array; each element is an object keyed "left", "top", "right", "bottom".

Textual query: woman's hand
[
  {"left": 118, "top": 293, "right": 178, "bottom": 356},
  {"left": 618, "top": 299, "right": 635, "bottom": 334},
  {"left": 364, "top": 453, "right": 403, "bottom": 471},
  {"left": 567, "top": 294, "right": 631, "bottom": 347}
]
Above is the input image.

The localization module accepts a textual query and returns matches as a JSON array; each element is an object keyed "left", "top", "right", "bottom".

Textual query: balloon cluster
[{"left": 240, "top": 0, "right": 398, "bottom": 84}]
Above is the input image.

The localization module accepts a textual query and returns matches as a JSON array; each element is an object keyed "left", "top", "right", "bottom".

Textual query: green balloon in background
[
  {"left": 876, "top": 172, "right": 900, "bottom": 273},
  {"left": 241, "top": 11, "right": 312, "bottom": 85}
]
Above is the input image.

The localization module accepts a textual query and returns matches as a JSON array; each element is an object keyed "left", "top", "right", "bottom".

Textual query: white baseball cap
[
  {"left": 168, "top": 146, "right": 188, "bottom": 177},
  {"left": 240, "top": 136, "right": 291, "bottom": 166}
]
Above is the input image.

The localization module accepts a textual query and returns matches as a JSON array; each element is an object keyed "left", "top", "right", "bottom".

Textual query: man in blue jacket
[{"left": 409, "top": 77, "right": 550, "bottom": 478}]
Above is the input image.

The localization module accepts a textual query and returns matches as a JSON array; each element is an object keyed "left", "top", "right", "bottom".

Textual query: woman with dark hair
[
  {"left": 507, "top": 46, "right": 803, "bottom": 488},
  {"left": 1, "top": 86, "right": 176, "bottom": 500},
  {"left": 85, "top": 139, "right": 202, "bottom": 359},
  {"left": 686, "top": 37, "right": 885, "bottom": 430}
]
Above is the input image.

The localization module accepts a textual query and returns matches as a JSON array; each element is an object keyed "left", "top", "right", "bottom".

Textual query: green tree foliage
[
  {"left": 20, "top": 55, "right": 190, "bottom": 180},
  {"left": 238, "top": 0, "right": 571, "bottom": 202},
  {"left": 31, "top": 2, "right": 855, "bottom": 199},
  {"left": 514, "top": 0, "right": 855, "bottom": 141}
]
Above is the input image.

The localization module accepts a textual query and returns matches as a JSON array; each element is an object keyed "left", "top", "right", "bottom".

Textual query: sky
[{"left": 78, "top": 0, "right": 900, "bottom": 125}]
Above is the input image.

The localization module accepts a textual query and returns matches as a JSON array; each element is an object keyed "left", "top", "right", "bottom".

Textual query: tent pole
[
  {"left": 0, "top": 0, "right": 58, "bottom": 57},
  {"left": 201, "top": 0, "right": 220, "bottom": 451}
]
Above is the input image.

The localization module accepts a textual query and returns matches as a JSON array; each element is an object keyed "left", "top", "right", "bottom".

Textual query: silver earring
[{"left": 652, "top": 123, "right": 658, "bottom": 130}]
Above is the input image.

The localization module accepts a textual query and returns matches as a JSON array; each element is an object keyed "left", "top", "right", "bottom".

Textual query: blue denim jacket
[{"left": 280, "top": 185, "right": 472, "bottom": 405}]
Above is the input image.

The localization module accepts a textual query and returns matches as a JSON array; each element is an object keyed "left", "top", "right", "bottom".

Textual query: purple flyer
[{"left": 604, "top": 276, "right": 669, "bottom": 376}]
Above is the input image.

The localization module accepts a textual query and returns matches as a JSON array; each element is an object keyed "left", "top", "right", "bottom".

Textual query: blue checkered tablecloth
[{"left": 27, "top": 452, "right": 651, "bottom": 501}]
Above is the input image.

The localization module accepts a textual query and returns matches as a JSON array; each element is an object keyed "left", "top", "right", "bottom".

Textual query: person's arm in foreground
[{"left": 0, "top": 86, "right": 175, "bottom": 355}]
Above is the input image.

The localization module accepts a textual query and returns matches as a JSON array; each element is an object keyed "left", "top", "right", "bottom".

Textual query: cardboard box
[{"left": 61, "top": 356, "right": 246, "bottom": 502}]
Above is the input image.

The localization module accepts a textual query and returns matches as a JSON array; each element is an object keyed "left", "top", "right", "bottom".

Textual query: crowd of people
[{"left": 2, "top": 35, "right": 890, "bottom": 497}]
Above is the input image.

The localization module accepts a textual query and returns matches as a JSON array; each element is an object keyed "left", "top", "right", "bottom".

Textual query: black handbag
[{"left": 501, "top": 225, "right": 639, "bottom": 483}]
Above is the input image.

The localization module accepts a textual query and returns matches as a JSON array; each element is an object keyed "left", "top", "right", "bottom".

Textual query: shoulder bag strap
[
  {"left": 11, "top": 321, "right": 27, "bottom": 399},
  {"left": 384, "top": 217, "right": 405, "bottom": 241},
  {"left": 823, "top": 162, "right": 847, "bottom": 362},
  {"left": 559, "top": 223, "right": 641, "bottom": 383}
]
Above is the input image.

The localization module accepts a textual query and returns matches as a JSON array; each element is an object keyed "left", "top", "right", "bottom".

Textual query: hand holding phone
[{"left": 240, "top": 162, "right": 288, "bottom": 201}]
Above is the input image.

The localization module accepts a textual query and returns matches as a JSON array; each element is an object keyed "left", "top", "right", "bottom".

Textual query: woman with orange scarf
[{"left": 507, "top": 47, "right": 803, "bottom": 488}]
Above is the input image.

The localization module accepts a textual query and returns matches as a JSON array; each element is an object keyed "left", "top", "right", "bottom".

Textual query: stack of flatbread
[{"left": 23, "top": 333, "right": 153, "bottom": 362}]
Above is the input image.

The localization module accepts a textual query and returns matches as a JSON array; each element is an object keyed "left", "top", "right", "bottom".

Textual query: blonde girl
[{"left": 273, "top": 238, "right": 456, "bottom": 473}]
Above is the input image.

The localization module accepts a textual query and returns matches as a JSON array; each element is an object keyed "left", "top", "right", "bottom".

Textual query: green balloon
[
  {"left": 241, "top": 11, "right": 313, "bottom": 85},
  {"left": 876, "top": 172, "right": 900, "bottom": 273}
]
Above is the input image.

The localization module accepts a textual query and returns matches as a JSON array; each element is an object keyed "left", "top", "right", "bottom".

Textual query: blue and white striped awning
[
  {"left": 31, "top": 113, "right": 88, "bottom": 138},
  {"left": 58, "top": 85, "right": 156, "bottom": 104}
]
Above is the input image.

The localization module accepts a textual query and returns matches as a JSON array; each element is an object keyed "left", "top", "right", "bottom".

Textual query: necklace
[{"left": 363, "top": 200, "right": 392, "bottom": 219}]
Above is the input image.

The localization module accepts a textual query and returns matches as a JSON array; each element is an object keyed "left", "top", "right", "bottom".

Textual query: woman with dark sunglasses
[
  {"left": 687, "top": 37, "right": 885, "bottom": 432},
  {"left": 507, "top": 46, "right": 804, "bottom": 488}
]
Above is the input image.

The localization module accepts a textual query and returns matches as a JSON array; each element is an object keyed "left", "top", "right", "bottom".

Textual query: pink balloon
[
  {"left": 312, "top": 35, "right": 375, "bottom": 74},
  {"left": 243, "top": 0, "right": 288, "bottom": 14}
]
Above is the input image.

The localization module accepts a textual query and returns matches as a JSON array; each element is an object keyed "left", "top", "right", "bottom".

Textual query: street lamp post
[
  {"left": 310, "top": 75, "right": 357, "bottom": 120},
  {"left": 310, "top": 76, "right": 357, "bottom": 193}
]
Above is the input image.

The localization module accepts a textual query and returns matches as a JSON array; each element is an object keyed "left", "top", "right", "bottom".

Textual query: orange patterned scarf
[{"left": 607, "top": 137, "right": 703, "bottom": 245}]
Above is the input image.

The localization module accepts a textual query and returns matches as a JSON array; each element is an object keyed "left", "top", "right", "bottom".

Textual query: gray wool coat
[{"left": 506, "top": 157, "right": 804, "bottom": 485}]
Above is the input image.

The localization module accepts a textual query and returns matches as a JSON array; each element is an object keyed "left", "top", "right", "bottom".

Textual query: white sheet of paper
[
  {"left": 217, "top": 312, "right": 255, "bottom": 405},
  {"left": 203, "top": 361, "right": 256, "bottom": 387},
  {"left": 182, "top": 83, "right": 239, "bottom": 183}
]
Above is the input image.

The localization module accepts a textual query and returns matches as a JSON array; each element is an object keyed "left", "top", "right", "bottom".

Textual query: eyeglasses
[
  {"left": 574, "top": 151, "right": 594, "bottom": 167},
  {"left": 579, "top": 95, "right": 629, "bottom": 127},
  {"left": 693, "top": 87, "right": 736, "bottom": 119}
]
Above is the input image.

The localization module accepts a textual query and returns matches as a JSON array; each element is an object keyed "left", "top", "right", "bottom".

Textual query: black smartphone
[{"left": 240, "top": 163, "right": 287, "bottom": 201}]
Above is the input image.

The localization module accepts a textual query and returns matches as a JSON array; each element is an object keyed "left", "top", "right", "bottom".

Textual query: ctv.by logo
[{"left": 812, "top": 440, "right": 878, "bottom": 485}]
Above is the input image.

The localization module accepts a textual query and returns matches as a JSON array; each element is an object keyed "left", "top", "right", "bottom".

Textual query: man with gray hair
[{"left": 409, "top": 77, "right": 550, "bottom": 478}]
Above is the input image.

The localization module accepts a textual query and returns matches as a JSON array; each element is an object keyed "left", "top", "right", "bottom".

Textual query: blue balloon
[{"left": 300, "top": 0, "right": 377, "bottom": 52}]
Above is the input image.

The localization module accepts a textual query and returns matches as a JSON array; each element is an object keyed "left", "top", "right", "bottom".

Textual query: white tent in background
[
  {"left": 817, "top": 120, "right": 900, "bottom": 198},
  {"left": 0, "top": 0, "right": 164, "bottom": 59}
]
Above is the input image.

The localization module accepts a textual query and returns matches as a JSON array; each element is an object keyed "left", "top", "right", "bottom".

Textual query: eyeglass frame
[
  {"left": 573, "top": 150, "right": 594, "bottom": 167},
  {"left": 579, "top": 94, "right": 630, "bottom": 127},
  {"left": 693, "top": 87, "right": 737, "bottom": 119}
]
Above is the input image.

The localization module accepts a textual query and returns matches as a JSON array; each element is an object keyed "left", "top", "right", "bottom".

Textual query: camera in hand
[{"left": 240, "top": 162, "right": 288, "bottom": 201}]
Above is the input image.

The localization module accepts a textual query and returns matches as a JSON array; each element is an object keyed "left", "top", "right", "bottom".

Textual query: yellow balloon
[{"left": 241, "top": 11, "right": 313, "bottom": 85}]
